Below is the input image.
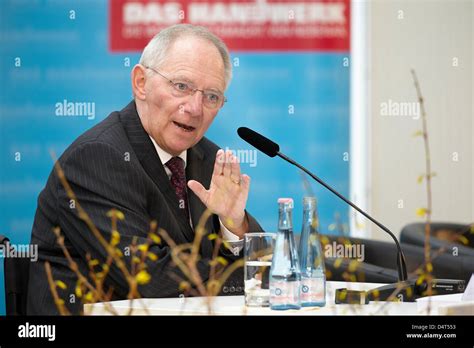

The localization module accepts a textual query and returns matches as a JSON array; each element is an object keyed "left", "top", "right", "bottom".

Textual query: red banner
[{"left": 109, "top": 0, "right": 350, "bottom": 52}]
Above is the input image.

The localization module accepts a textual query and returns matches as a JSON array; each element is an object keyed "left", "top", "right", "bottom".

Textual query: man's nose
[{"left": 185, "top": 90, "right": 203, "bottom": 116}]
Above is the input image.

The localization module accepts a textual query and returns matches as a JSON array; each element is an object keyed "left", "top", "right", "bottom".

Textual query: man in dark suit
[{"left": 28, "top": 24, "right": 263, "bottom": 314}]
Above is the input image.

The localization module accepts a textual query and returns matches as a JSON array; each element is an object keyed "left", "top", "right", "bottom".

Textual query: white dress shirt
[{"left": 149, "top": 136, "right": 243, "bottom": 255}]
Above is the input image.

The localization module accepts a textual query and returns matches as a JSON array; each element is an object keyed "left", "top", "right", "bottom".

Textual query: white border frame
[{"left": 350, "top": 0, "right": 371, "bottom": 238}]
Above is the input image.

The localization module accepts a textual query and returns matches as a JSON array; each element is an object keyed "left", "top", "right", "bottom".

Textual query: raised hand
[{"left": 187, "top": 149, "right": 250, "bottom": 238}]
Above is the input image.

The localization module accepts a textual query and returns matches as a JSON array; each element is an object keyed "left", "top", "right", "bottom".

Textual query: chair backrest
[
  {"left": 322, "top": 232, "right": 474, "bottom": 283},
  {"left": 321, "top": 234, "right": 400, "bottom": 283},
  {"left": 400, "top": 222, "right": 474, "bottom": 256},
  {"left": 1, "top": 235, "right": 30, "bottom": 315}
]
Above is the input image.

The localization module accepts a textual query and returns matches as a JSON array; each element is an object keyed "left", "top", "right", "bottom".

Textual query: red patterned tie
[{"left": 165, "top": 157, "right": 189, "bottom": 220}]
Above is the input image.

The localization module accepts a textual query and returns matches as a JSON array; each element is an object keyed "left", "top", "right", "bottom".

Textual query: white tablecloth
[{"left": 85, "top": 281, "right": 426, "bottom": 315}]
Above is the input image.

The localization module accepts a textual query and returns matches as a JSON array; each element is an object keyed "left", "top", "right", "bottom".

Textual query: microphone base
[
  {"left": 335, "top": 279, "right": 466, "bottom": 304},
  {"left": 367, "top": 281, "right": 416, "bottom": 302}
]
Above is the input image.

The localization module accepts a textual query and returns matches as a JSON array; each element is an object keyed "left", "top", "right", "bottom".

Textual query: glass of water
[{"left": 244, "top": 232, "right": 276, "bottom": 307}]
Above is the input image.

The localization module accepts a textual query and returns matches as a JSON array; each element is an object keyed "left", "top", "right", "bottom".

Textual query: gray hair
[{"left": 139, "top": 24, "right": 232, "bottom": 89}]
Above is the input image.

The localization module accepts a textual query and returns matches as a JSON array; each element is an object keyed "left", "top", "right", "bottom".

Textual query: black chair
[
  {"left": 400, "top": 222, "right": 474, "bottom": 255},
  {"left": 1, "top": 234, "right": 30, "bottom": 315},
  {"left": 322, "top": 233, "right": 474, "bottom": 284},
  {"left": 323, "top": 235, "right": 401, "bottom": 283},
  {"left": 399, "top": 222, "right": 474, "bottom": 282}
]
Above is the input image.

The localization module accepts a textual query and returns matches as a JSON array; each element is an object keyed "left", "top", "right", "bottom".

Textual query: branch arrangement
[{"left": 47, "top": 156, "right": 243, "bottom": 315}]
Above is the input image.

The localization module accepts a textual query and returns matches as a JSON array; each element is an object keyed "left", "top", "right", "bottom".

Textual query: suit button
[
  {"left": 230, "top": 286, "right": 235, "bottom": 293},
  {"left": 223, "top": 286, "right": 229, "bottom": 293},
  {"left": 236, "top": 286, "right": 242, "bottom": 293}
]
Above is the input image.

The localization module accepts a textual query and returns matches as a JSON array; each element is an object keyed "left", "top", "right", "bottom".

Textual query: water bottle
[
  {"left": 298, "top": 196, "right": 326, "bottom": 307},
  {"left": 269, "top": 198, "right": 301, "bottom": 310}
]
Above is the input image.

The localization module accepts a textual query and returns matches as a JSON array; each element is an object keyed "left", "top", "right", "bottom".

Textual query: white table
[{"left": 85, "top": 281, "right": 436, "bottom": 315}]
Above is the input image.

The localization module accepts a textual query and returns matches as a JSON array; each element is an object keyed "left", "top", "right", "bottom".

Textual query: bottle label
[
  {"left": 270, "top": 280, "right": 300, "bottom": 305},
  {"left": 300, "top": 278, "right": 325, "bottom": 303}
]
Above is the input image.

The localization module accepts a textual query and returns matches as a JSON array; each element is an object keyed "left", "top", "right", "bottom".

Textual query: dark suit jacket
[{"left": 28, "top": 101, "right": 263, "bottom": 315}]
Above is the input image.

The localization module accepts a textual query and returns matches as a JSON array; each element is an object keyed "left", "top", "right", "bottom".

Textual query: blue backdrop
[{"left": 0, "top": 1, "right": 349, "bottom": 314}]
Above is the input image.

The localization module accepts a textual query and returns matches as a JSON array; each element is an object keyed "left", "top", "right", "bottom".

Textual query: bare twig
[
  {"left": 44, "top": 261, "right": 71, "bottom": 316},
  {"left": 411, "top": 69, "right": 434, "bottom": 304}
]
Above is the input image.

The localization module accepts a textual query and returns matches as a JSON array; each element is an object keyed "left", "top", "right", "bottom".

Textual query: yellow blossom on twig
[
  {"left": 207, "top": 233, "right": 218, "bottom": 241},
  {"left": 55, "top": 280, "right": 67, "bottom": 290},
  {"left": 148, "top": 233, "right": 161, "bottom": 244},
  {"left": 138, "top": 244, "right": 148, "bottom": 253},
  {"left": 135, "top": 270, "right": 151, "bottom": 285},
  {"left": 179, "top": 281, "right": 190, "bottom": 291},
  {"left": 88, "top": 259, "right": 99, "bottom": 267},
  {"left": 416, "top": 208, "right": 429, "bottom": 217},
  {"left": 107, "top": 209, "right": 125, "bottom": 220},
  {"left": 84, "top": 292, "right": 94, "bottom": 302},
  {"left": 111, "top": 230, "right": 120, "bottom": 246}
]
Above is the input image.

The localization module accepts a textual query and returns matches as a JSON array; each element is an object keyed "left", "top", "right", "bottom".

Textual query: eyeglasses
[{"left": 144, "top": 66, "right": 227, "bottom": 109}]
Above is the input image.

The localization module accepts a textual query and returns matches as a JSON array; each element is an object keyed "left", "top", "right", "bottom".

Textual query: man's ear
[{"left": 131, "top": 64, "right": 147, "bottom": 100}]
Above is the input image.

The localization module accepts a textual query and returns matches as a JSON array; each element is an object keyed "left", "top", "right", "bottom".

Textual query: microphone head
[{"left": 237, "top": 127, "right": 280, "bottom": 158}]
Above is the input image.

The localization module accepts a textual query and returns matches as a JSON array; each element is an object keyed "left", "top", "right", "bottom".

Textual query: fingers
[
  {"left": 221, "top": 150, "right": 241, "bottom": 184},
  {"left": 223, "top": 150, "right": 232, "bottom": 177},
  {"left": 214, "top": 149, "right": 246, "bottom": 186},
  {"left": 213, "top": 149, "right": 225, "bottom": 176},
  {"left": 187, "top": 180, "right": 209, "bottom": 205},
  {"left": 241, "top": 174, "right": 250, "bottom": 190},
  {"left": 230, "top": 154, "right": 241, "bottom": 184}
]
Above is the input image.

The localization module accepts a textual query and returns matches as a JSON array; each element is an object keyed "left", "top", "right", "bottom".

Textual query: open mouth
[{"left": 173, "top": 121, "right": 196, "bottom": 132}]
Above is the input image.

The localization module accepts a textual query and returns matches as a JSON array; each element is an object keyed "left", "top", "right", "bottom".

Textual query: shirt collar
[{"left": 149, "top": 136, "right": 187, "bottom": 168}]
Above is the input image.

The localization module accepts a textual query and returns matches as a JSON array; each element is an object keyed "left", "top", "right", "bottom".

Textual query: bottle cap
[{"left": 277, "top": 197, "right": 294, "bottom": 208}]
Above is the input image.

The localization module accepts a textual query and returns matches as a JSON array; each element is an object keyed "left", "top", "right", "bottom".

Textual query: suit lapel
[
  {"left": 120, "top": 101, "right": 195, "bottom": 243},
  {"left": 186, "top": 142, "right": 215, "bottom": 259}
]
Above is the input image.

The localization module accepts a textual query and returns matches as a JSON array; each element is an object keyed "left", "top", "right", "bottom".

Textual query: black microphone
[
  {"left": 238, "top": 126, "right": 408, "bottom": 282},
  {"left": 237, "top": 127, "right": 280, "bottom": 157}
]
